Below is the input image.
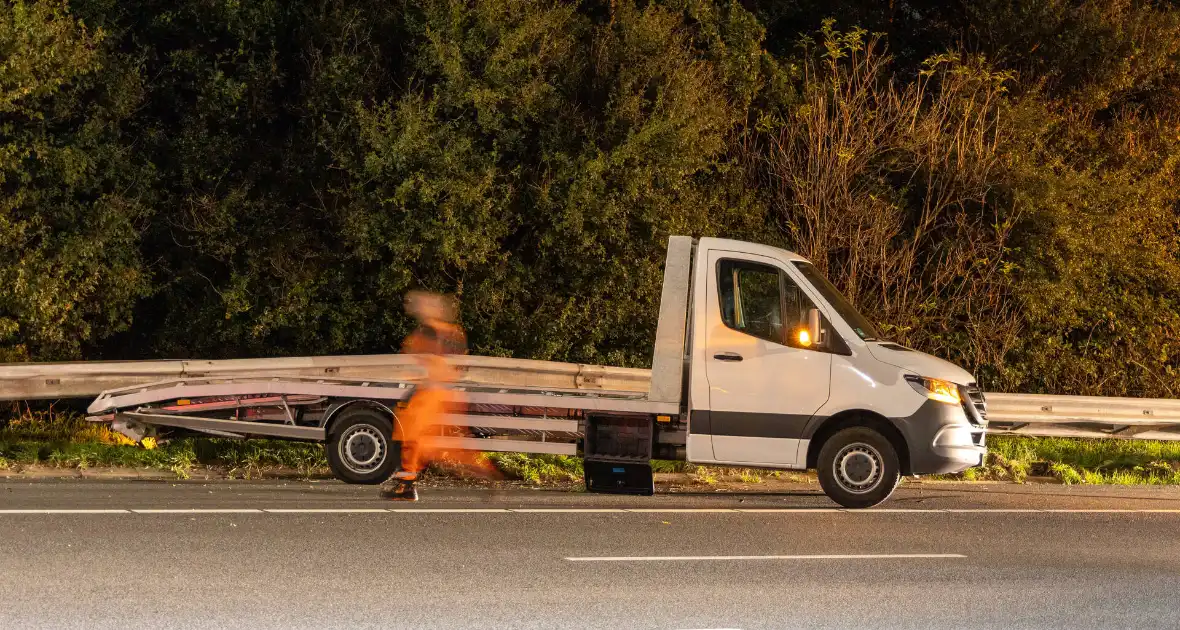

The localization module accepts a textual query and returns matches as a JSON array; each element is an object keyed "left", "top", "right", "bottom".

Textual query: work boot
[
  {"left": 379, "top": 471, "right": 420, "bottom": 501},
  {"left": 379, "top": 480, "right": 418, "bottom": 501}
]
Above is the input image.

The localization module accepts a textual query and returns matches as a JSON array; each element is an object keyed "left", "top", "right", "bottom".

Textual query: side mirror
[
  {"left": 807, "top": 308, "right": 822, "bottom": 347},
  {"left": 791, "top": 309, "right": 823, "bottom": 348}
]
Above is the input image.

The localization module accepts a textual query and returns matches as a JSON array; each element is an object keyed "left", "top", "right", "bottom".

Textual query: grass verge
[
  {"left": 0, "top": 409, "right": 577, "bottom": 483},
  {"left": 1, "top": 409, "right": 330, "bottom": 479},
  {"left": 957, "top": 435, "right": 1180, "bottom": 485},
  {"left": 482, "top": 452, "right": 583, "bottom": 484}
]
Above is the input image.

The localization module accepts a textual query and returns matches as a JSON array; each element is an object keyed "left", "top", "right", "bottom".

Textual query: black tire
[
  {"left": 326, "top": 407, "right": 400, "bottom": 484},
  {"left": 816, "top": 426, "right": 902, "bottom": 508}
]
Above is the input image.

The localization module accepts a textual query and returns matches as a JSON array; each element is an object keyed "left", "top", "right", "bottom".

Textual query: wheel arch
[
  {"left": 806, "top": 409, "right": 911, "bottom": 475},
  {"left": 323, "top": 399, "right": 398, "bottom": 437}
]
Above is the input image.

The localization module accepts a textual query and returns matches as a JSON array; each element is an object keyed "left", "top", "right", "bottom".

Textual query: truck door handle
[{"left": 713, "top": 352, "right": 743, "bottom": 362}]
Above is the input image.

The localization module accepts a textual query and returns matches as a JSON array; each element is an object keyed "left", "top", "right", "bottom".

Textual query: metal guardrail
[
  {"left": 4, "top": 357, "right": 1180, "bottom": 441},
  {"left": 985, "top": 393, "right": 1180, "bottom": 441},
  {"left": 0, "top": 355, "right": 650, "bottom": 401}
]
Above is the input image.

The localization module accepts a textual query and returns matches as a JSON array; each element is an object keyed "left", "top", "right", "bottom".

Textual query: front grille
[{"left": 962, "top": 384, "right": 987, "bottom": 427}]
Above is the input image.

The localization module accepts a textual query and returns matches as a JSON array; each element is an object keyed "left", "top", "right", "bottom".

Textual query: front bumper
[{"left": 894, "top": 399, "right": 987, "bottom": 475}]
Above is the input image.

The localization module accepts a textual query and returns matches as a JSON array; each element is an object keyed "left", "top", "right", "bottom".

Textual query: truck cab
[{"left": 679, "top": 238, "right": 987, "bottom": 507}]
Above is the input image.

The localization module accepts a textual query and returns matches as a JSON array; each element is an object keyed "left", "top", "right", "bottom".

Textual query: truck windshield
[{"left": 792, "top": 262, "right": 881, "bottom": 341}]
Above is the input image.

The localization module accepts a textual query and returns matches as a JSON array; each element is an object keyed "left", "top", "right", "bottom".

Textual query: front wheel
[
  {"left": 326, "top": 408, "right": 400, "bottom": 484},
  {"left": 816, "top": 427, "right": 901, "bottom": 508}
]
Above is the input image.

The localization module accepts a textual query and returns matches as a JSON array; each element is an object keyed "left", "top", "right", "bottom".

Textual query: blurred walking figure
[{"left": 379, "top": 291, "right": 467, "bottom": 501}]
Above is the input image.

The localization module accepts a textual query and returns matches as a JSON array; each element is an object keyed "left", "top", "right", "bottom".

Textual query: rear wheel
[
  {"left": 326, "top": 408, "right": 400, "bottom": 484},
  {"left": 817, "top": 426, "right": 901, "bottom": 508}
]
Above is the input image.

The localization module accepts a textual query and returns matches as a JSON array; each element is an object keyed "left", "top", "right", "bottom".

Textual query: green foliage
[
  {"left": 0, "top": 408, "right": 330, "bottom": 477},
  {"left": 2, "top": 0, "right": 1178, "bottom": 398},
  {"left": 737, "top": 470, "right": 762, "bottom": 483},
  {"left": 1001, "top": 97, "right": 1180, "bottom": 396},
  {"left": 975, "top": 436, "right": 1180, "bottom": 485},
  {"left": 0, "top": 1, "right": 150, "bottom": 361},
  {"left": 2, "top": 0, "right": 768, "bottom": 366},
  {"left": 691, "top": 466, "right": 719, "bottom": 485},
  {"left": 484, "top": 452, "right": 583, "bottom": 484},
  {"left": 650, "top": 459, "right": 690, "bottom": 473},
  {"left": 761, "top": 22, "right": 1020, "bottom": 372},
  {"left": 334, "top": 0, "right": 767, "bottom": 365},
  {"left": 989, "top": 435, "right": 1180, "bottom": 471},
  {"left": 1050, "top": 462, "right": 1084, "bottom": 486}
]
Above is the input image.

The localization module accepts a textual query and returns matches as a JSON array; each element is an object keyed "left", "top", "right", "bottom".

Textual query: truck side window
[
  {"left": 717, "top": 260, "right": 784, "bottom": 344},
  {"left": 718, "top": 258, "right": 829, "bottom": 350}
]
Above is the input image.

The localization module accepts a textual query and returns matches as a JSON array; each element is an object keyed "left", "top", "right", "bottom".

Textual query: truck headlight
[{"left": 904, "top": 375, "right": 961, "bottom": 405}]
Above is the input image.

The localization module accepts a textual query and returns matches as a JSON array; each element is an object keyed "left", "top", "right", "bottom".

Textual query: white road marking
[
  {"left": 564, "top": 553, "right": 968, "bottom": 562},
  {"left": 942, "top": 508, "right": 1180, "bottom": 513},
  {"left": 734, "top": 508, "right": 844, "bottom": 513},
  {"left": 264, "top": 508, "right": 389, "bottom": 514},
  {"left": 1040, "top": 509, "right": 1180, "bottom": 513},
  {"left": 388, "top": 508, "right": 510, "bottom": 513},
  {"left": 511, "top": 508, "right": 626, "bottom": 513},
  {"left": 0, "top": 509, "right": 130, "bottom": 514},
  {"left": 0, "top": 507, "right": 1178, "bottom": 515},
  {"left": 944, "top": 509, "right": 1042, "bottom": 513},
  {"left": 625, "top": 508, "right": 737, "bottom": 513},
  {"left": 853, "top": 509, "right": 954, "bottom": 513},
  {"left": 132, "top": 509, "right": 261, "bottom": 514}
]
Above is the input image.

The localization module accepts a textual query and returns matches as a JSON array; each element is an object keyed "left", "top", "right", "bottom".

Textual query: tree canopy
[{"left": 3, "top": 0, "right": 1178, "bottom": 397}]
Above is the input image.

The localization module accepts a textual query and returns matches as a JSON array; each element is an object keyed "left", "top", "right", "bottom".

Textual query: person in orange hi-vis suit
[{"left": 379, "top": 290, "right": 470, "bottom": 501}]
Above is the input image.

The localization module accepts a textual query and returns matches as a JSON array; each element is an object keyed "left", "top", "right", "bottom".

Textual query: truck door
[{"left": 704, "top": 251, "right": 832, "bottom": 465}]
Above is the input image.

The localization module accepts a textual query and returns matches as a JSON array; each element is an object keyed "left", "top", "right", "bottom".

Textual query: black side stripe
[{"left": 690, "top": 410, "right": 815, "bottom": 440}]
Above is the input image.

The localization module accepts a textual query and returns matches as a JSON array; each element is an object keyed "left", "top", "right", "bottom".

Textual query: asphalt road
[{"left": 2, "top": 480, "right": 1180, "bottom": 629}]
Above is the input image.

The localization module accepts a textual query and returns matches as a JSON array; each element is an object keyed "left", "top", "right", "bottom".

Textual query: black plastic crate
[
  {"left": 584, "top": 415, "right": 653, "bottom": 460},
  {"left": 584, "top": 459, "right": 654, "bottom": 495}
]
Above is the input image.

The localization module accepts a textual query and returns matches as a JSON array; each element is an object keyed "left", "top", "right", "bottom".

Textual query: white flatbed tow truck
[{"left": 85, "top": 236, "right": 987, "bottom": 507}]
